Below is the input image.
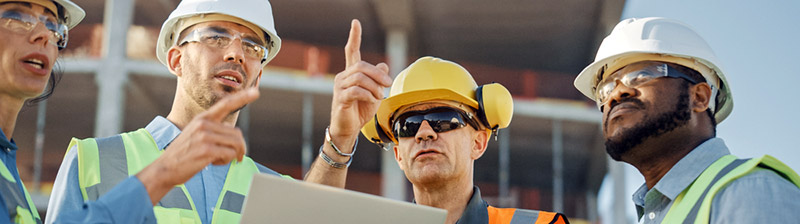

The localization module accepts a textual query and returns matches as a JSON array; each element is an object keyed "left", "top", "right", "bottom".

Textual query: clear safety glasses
[
  {"left": 0, "top": 7, "right": 68, "bottom": 49},
  {"left": 179, "top": 27, "right": 269, "bottom": 62},
  {"left": 392, "top": 107, "right": 480, "bottom": 138},
  {"left": 594, "top": 62, "right": 699, "bottom": 110}
]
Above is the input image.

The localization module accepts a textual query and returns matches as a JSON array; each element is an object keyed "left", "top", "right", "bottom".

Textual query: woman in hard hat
[{"left": 0, "top": 0, "right": 84, "bottom": 223}]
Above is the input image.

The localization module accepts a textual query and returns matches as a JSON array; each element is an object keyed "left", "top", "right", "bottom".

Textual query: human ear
[
  {"left": 167, "top": 47, "right": 183, "bottom": 77},
  {"left": 691, "top": 82, "right": 712, "bottom": 113},
  {"left": 393, "top": 145, "right": 406, "bottom": 171},
  {"left": 471, "top": 130, "right": 489, "bottom": 160}
]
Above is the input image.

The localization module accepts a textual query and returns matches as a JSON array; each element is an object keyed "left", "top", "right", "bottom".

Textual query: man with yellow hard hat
[
  {"left": 573, "top": 17, "right": 800, "bottom": 223},
  {"left": 46, "top": 0, "right": 390, "bottom": 223},
  {"left": 360, "top": 56, "right": 568, "bottom": 224}
]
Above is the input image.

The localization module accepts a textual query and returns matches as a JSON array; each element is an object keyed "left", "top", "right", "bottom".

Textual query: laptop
[{"left": 240, "top": 173, "right": 448, "bottom": 224}]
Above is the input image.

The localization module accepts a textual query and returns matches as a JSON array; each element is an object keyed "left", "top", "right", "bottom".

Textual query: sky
[{"left": 598, "top": 1, "right": 800, "bottom": 223}]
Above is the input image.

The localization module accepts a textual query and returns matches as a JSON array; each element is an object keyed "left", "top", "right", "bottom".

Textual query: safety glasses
[
  {"left": 179, "top": 27, "right": 269, "bottom": 62},
  {"left": 594, "top": 62, "right": 698, "bottom": 109},
  {"left": 392, "top": 107, "right": 480, "bottom": 138},
  {"left": 0, "top": 7, "right": 68, "bottom": 49}
]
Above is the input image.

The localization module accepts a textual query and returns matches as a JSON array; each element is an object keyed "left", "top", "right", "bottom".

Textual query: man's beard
[{"left": 604, "top": 84, "right": 691, "bottom": 161}]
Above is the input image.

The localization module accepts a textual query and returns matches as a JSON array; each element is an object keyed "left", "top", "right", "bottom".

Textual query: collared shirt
[
  {"left": 47, "top": 116, "right": 279, "bottom": 224},
  {"left": 632, "top": 138, "right": 800, "bottom": 224},
  {"left": 0, "top": 129, "right": 35, "bottom": 222}
]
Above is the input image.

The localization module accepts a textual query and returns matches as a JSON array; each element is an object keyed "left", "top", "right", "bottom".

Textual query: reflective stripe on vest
[
  {"left": 486, "top": 206, "right": 568, "bottom": 224},
  {"left": 662, "top": 155, "right": 800, "bottom": 224},
  {"left": 71, "top": 128, "right": 260, "bottom": 224},
  {"left": 0, "top": 159, "right": 41, "bottom": 224}
]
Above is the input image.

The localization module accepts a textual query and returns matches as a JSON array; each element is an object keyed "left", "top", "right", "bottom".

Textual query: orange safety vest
[{"left": 486, "top": 206, "right": 568, "bottom": 224}]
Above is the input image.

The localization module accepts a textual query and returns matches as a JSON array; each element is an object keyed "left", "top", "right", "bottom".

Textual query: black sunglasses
[{"left": 392, "top": 107, "right": 480, "bottom": 138}]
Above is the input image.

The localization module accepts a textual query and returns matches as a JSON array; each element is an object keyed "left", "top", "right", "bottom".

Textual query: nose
[
  {"left": 601, "top": 80, "right": 638, "bottom": 112},
  {"left": 415, "top": 120, "right": 438, "bottom": 142},
  {"left": 223, "top": 38, "right": 246, "bottom": 64},
  {"left": 29, "top": 23, "right": 53, "bottom": 48}
]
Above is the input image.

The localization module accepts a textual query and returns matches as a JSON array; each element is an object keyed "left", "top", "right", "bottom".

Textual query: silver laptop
[{"left": 240, "top": 173, "right": 447, "bottom": 224}]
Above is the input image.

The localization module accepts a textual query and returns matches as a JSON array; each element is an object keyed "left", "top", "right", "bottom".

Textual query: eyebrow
[
  {"left": 206, "top": 25, "right": 264, "bottom": 45},
  {"left": 1, "top": 2, "right": 58, "bottom": 20}
]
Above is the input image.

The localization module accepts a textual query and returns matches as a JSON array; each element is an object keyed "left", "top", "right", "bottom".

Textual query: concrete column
[
  {"left": 32, "top": 100, "right": 46, "bottom": 192},
  {"left": 610, "top": 157, "right": 629, "bottom": 224},
  {"left": 552, "top": 119, "right": 564, "bottom": 212},
  {"left": 498, "top": 129, "right": 510, "bottom": 206},
  {"left": 237, "top": 105, "right": 251, "bottom": 153},
  {"left": 94, "top": 0, "right": 134, "bottom": 137},
  {"left": 381, "top": 28, "right": 408, "bottom": 200},
  {"left": 301, "top": 93, "right": 314, "bottom": 175}
]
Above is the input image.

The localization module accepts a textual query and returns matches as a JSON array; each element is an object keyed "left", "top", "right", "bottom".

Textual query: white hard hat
[
  {"left": 155, "top": 0, "right": 282, "bottom": 69},
  {"left": 0, "top": 0, "right": 85, "bottom": 29},
  {"left": 574, "top": 17, "right": 733, "bottom": 123},
  {"left": 52, "top": 0, "right": 84, "bottom": 29}
]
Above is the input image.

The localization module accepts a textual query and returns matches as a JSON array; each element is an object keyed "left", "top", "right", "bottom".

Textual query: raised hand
[
  {"left": 329, "top": 19, "right": 392, "bottom": 152},
  {"left": 136, "top": 88, "right": 259, "bottom": 205}
]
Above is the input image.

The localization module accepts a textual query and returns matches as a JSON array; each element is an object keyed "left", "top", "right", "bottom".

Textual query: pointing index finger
[
  {"left": 201, "top": 88, "right": 260, "bottom": 123},
  {"left": 344, "top": 19, "right": 362, "bottom": 68}
]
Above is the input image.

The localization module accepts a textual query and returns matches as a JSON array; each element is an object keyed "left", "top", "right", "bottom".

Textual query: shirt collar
[
  {"left": 144, "top": 116, "right": 182, "bottom": 150},
  {"left": 0, "top": 128, "right": 18, "bottom": 152},
  {"left": 456, "top": 186, "right": 489, "bottom": 224},
  {"left": 632, "top": 137, "right": 731, "bottom": 205}
]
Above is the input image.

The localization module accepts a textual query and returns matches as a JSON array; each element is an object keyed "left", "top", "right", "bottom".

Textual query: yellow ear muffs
[
  {"left": 475, "top": 83, "right": 514, "bottom": 135},
  {"left": 360, "top": 115, "right": 395, "bottom": 150}
]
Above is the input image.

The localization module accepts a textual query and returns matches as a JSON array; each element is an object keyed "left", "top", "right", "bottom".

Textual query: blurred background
[{"left": 12, "top": 0, "right": 798, "bottom": 223}]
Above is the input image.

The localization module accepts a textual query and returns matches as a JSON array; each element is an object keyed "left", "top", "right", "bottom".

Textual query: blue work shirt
[
  {"left": 46, "top": 116, "right": 279, "bottom": 224},
  {"left": 0, "top": 129, "right": 36, "bottom": 223},
  {"left": 632, "top": 138, "right": 800, "bottom": 224}
]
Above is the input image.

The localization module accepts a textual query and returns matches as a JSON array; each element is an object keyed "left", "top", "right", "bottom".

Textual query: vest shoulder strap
[{"left": 664, "top": 155, "right": 800, "bottom": 224}]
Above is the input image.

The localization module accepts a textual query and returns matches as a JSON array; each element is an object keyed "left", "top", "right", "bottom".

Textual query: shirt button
[{"left": 648, "top": 212, "right": 656, "bottom": 220}]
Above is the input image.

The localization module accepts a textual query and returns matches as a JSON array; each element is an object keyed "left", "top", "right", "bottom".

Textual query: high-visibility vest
[
  {"left": 486, "top": 206, "right": 568, "bottom": 224},
  {"left": 69, "top": 128, "right": 259, "bottom": 224},
  {"left": 661, "top": 155, "right": 800, "bottom": 224},
  {"left": 0, "top": 159, "right": 41, "bottom": 224}
]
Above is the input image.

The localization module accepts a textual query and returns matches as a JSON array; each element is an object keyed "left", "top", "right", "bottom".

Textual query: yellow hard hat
[{"left": 361, "top": 56, "right": 514, "bottom": 147}]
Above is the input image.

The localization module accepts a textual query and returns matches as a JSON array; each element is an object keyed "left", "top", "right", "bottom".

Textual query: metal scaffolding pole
[
  {"left": 95, "top": 0, "right": 134, "bottom": 137},
  {"left": 552, "top": 119, "right": 564, "bottom": 212}
]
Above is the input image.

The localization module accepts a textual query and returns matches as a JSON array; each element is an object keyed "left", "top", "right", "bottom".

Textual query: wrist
[
  {"left": 324, "top": 126, "right": 358, "bottom": 154},
  {"left": 326, "top": 126, "right": 357, "bottom": 155}
]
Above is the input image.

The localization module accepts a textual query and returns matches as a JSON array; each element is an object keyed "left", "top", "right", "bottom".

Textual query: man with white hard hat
[
  {"left": 47, "top": 0, "right": 390, "bottom": 223},
  {"left": 573, "top": 17, "right": 800, "bottom": 223}
]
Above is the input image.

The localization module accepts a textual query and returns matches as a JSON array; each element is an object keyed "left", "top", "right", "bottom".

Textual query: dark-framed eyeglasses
[{"left": 392, "top": 107, "right": 480, "bottom": 138}]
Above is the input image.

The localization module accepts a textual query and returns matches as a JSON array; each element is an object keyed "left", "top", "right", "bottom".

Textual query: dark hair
[
  {"left": 25, "top": 61, "right": 62, "bottom": 106},
  {"left": 667, "top": 62, "right": 717, "bottom": 135}
]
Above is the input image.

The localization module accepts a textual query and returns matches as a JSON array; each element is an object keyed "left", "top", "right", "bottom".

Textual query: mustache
[
  {"left": 212, "top": 63, "right": 247, "bottom": 80},
  {"left": 604, "top": 97, "right": 646, "bottom": 127}
]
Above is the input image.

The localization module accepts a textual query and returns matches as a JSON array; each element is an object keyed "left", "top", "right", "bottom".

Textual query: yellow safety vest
[
  {"left": 0, "top": 159, "right": 41, "bottom": 224},
  {"left": 69, "top": 128, "right": 258, "bottom": 224},
  {"left": 662, "top": 155, "right": 800, "bottom": 224}
]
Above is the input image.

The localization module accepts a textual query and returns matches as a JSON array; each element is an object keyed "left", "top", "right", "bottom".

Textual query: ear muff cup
[
  {"left": 475, "top": 83, "right": 514, "bottom": 130},
  {"left": 360, "top": 115, "right": 395, "bottom": 148}
]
